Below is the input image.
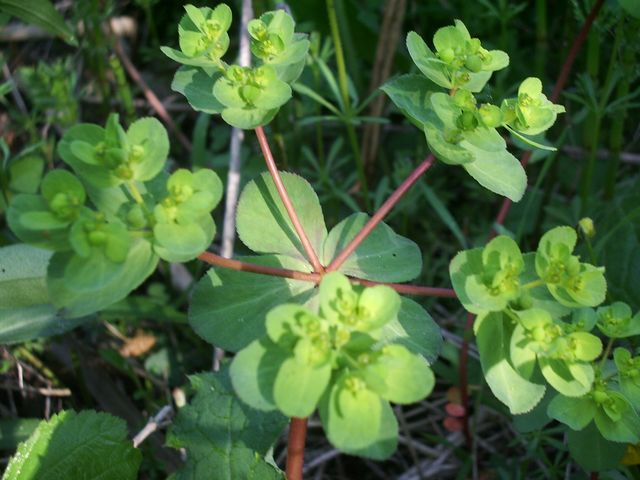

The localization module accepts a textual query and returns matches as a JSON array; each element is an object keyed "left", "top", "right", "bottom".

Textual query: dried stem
[
  {"left": 113, "top": 40, "right": 192, "bottom": 152},
  {"left": 254, "top": 127, "right": 325, "bottom": 274},
  {"left": 327, "top": 154, "right": 435, "bottom": 273},
  {"left": 491, "top": 0, "right": 605, "bottom": 233},
  {"left": 286, "top": 417, "right": 308, "bottom": 480},
  {"left": 197, "top": 251, "right": 456, "bottom": 298}
]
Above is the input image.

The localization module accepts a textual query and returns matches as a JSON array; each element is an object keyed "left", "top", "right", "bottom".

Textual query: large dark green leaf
[
  {"left": 167, "top": 368, "right": 286, "bottom": 480},
  {"left": 0, "top": 244, "right": 90, "bottom": 344},
  {"left": 189, "top": 255, "right": 315, "bottom": 352},
  {"left": 322, "top": 213, "right": 422, "bottom": 283},
  {"left": 567, "top": 422, "right": 626, "bottom": 472},
  {"left": 236, "top": 172, "right": 327, "bottom": 264}
]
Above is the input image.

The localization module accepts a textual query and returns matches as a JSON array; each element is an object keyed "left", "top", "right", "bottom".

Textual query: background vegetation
[{"left": 1, "top": 0, "right": 639, "bottom": 478}]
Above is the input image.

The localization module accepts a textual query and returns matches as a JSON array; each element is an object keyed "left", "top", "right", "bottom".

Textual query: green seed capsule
[
  {"left": 478, "top": 104, "right": 503, "bottom": 128},
  {"left": 464, "top": 54, "right": 483, "bottom": 73}
]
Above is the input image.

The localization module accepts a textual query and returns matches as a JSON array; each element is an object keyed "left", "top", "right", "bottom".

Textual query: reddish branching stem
[
  {"left": 327, "top": 154, "right": 435, "bottom": 272},
  {"left": 113, "top": 40, "right": 192, "bottom": 152},
  {"left": 491, "top": 0, "right": 605, "bottom": 233},
  {"left": 285, "top": 417, "right": 308, "bottom": 480},
  {"left": 197, "top": 252, "right": 319, "bottom": 282},
  {"left": 254, "top": 127, "right": 325, "bottom": 274},
  {"left": 197, "top": 251, "right": 457, "bottom": 298}
]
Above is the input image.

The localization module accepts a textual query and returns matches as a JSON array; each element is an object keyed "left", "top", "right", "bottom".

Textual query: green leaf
[
  {"left": 126, "top": 117, "right": 169, "bottom": 181},
  {"left": 538, "top": 358, "right": 593, "bottom": 397},
  {"left": 236, "top": 172, "right": 327, "bottom": 264},
  {"left": 2, "top": 410, "right": 140, "bottom": 480},
  {"left": 547, "top": 394, "right": 596, "bottom": 430},
  {"left": 406, "top": 31, "right": 451, "bottom": 89},
  {"left": 189, "top": 255, "right": 315, "bottom": 352},
  {"left": 220, "top": 107, "right": 279, "bottom": 130},
  {"left": 335, "top": 397, "right": 398, "bottom": 460},
  {"left": 476, "top": 312, "right": 545, "bottom": 414},
  {"left": 461, "top": 143, "right": 527, "bottom": 202},
  {"left": 597, "top": 302, "right": 640, "bottom": 338},
  {"left": 57, "top": 124, "right": 119, "bottom": 188},
  {"left": 47, "top": 239, "right": 158, "bottom": 317},
  {"left": 0, "top": 0, "right": 77, "bottom": 46},
  {"left": 567, "top": 422, "right": 626, "bottom": 472},
  {"left": 380, "top": 74, "right": 438, "bottom": 128},
  {"left": 593, "top": 392, "right": 640, "bottom": 443},
  {"left": 363, "top": 344, "right": 435, "bottom": 404},
  {"left": 0, "top": 418, "right": 40, "bottom": 450},
  {"left": 377, "top": 297, "right": 442, "bottom": 363},
  {"left": 521, "top": 253, "right": 572, "bottom": 318},
  {"left": 8, "top": 155, "right": 44, "bottom": 194},
  {"left": 319, "top": 375, "right": 392, "bottom": 453},
  {"left": 619, "top": 0, "right": 640, "bottom": 18},
  {"left": 273, "top": 356, "right": 331, "bottom": 417},
  {"left": 171, "top": 66, "right": 224, "bottom": 114},
  {"left": 230, "top": 338, "right": 287, "bottom": 411},
  {"left": 0, "top": 243, "right": 51, "bottom": 308},
  {"left": 321, "top": 212, "right": 422, "bottom": 283},
  {"left": 614, "top": 348, "right": 640, "bottom": 408},
  {"left": 167, "top": 368, "right": 287, "bottom": 480},
  {"left": 0, "top": 245, "right": 90, "bottom": 344},
  {"left": 153, "top": 216, "right": 215, "bottom": 263}
]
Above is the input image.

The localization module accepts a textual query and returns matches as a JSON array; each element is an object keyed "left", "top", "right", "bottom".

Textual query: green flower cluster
[
  {"left": 7, "top": 114, "right": 222, "bottom": 316},
  {"left": 451, "top": 225, "right": 640, "bottom": 447},
  {"left": 384, "top": 20, "right": 564, "bottom": 202},
  {"left": 162, "top": 4, "right": 309, "bottom": 129},
  {"left": 230, "top": 272, "right": 434, "bottom": 457}
]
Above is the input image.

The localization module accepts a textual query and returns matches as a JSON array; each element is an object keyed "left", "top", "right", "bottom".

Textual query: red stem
[
  {"left": 197, "top": 252, "right": 319, "bottom": 282},
  {"left": 113, "top": 40, "right": 192, "bottom": 152},
  {"left": 254, "top": 127, "right": 325, "bottom": 274},
  {"left": 285, "top": 417, "right": 308, "bottom": 480},
  {"left": 327, "top": 154, "right": 435, "bottom": 272},
  {"left": 491, "top": 0, "right": 605, "bottom": 232},
  {"left": 197, "top": 251, "right": 456, "bottom": 298}
]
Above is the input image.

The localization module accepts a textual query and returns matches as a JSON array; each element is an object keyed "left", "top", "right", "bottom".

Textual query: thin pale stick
[
  {"left": 254, "top": 126, "right": 325, "bottom": 273},
  {"left": 327, "top": 154, "right": 435, "bottom": 273}
]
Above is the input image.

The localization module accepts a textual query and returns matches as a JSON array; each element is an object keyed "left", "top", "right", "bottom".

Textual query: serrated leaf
[
  {"left": 189, "top": 255, "right": 315, "bottom": 352},
  {"left": 321, "top": 212, "right": 422, "bottom": 283},
  {"left": 476, "top": 312, "right": 545, "bottom": 414},
  {"left": 236, "top": 172, "right": 327, "bottom": 264},
  {"left": 167, "top": 368, "right": 286, "bottom": 480},
  {"left": 2, "top": 410, "right": 140, "bottom": 480},
  {"left": 539, "top": 358, "right": 593, "bottom": 397}
]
